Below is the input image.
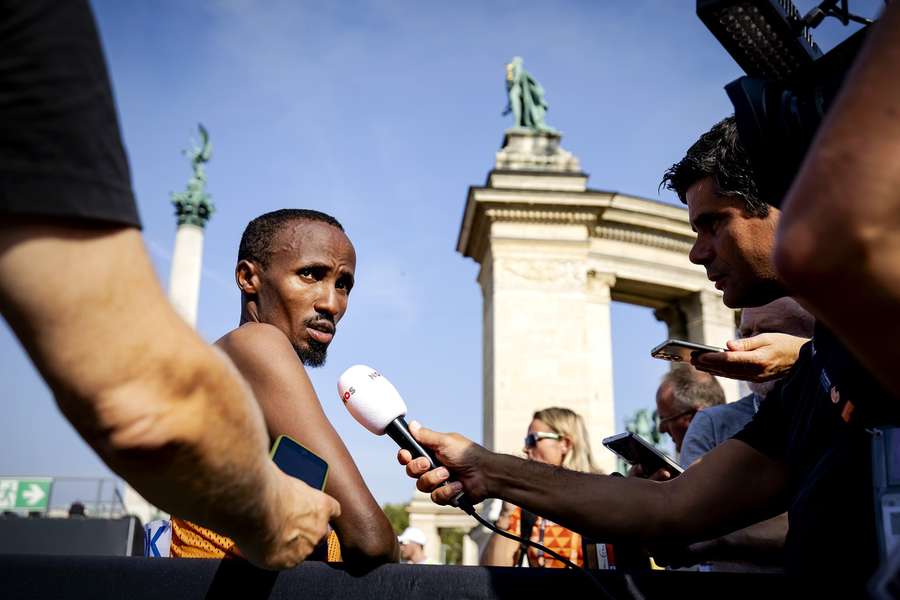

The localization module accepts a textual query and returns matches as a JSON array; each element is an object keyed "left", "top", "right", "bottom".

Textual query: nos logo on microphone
[{"left": 341, "top": 387, "right": 356, "bottom": 403}]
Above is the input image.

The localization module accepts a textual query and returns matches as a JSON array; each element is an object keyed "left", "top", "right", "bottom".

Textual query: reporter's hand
[
  {"left": 691, "top": 333, "right": 808, "bottom": 382},
  {"left": 239, "top": 468, "right": 341, "bottom": 570},
  {"left": 396, "top": 421, "right": 493, "bottom": 505},
  {"left": 627, "top": 463, "right": 673, "bottom": 481}
]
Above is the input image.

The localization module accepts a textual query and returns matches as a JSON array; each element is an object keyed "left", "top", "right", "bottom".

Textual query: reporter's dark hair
[
  {"left": 660, "top": 116, "right": 769, "bottom": 217},
  {"left": 238, "top": 209, "right": 344, "bottom": 267}
]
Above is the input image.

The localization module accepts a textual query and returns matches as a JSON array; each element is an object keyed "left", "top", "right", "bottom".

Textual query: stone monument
[
  {"left": 458, "top": 59, "right": 737, "bottom": 473},
  {"left": 123, "top": 125, "right": 216, "bottom": 528},
  {"left": 168, "top": 123, "right": 215, "bottom": 326}
]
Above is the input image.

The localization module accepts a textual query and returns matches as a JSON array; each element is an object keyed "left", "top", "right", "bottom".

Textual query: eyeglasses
[
  {"left": 656, "top": 409, "right": 696, "bottom": 426},
  {"left": 524, "top": 431, "right": 561, "bottom": 449}
]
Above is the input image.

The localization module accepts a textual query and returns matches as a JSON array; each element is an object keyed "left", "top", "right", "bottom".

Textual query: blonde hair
[{"left": 532, "top": 407, "right": 601, "bottom": 474}]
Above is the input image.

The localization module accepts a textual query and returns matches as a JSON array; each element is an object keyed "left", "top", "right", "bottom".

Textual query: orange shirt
[
  {"left": 169, "top": 518, "right": 241, "bottom": 559},
  {"left": 505, "top": 506, "right": 583, "bottom": 568},
  {"left": 169, "top": 517, "right": 340, "bottom": 562}
]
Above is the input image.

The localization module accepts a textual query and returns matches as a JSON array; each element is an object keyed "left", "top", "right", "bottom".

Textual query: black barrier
[
  {"left": 0, "top": 555, "right": 812, "bottom": 599},
  {"left": 0, "top": 517, "right": 143, "bottom": 557}
]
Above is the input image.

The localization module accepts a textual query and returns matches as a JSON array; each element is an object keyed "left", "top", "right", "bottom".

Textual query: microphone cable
[{"left": 460, "top": 503, "right": 620, "bottom": 600}]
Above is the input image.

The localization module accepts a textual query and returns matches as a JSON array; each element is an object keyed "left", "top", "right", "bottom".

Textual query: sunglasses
[{"left": 524, "top": 431, "right": 561, "bottom": 449}]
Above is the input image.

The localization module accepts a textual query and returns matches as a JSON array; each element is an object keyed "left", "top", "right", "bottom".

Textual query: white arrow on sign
[{"left": 22, "top": 483, "right": 46, "bottom": 506}]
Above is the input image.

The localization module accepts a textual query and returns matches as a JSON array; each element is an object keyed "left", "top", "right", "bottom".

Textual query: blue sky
[{"left": 0, "top": 1, "right": 881, "bottom": 506}]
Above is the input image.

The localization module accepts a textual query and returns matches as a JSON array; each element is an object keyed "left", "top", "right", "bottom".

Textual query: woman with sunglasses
[{"left": 480, "top": 407, "right": 601, "bottom": 568}]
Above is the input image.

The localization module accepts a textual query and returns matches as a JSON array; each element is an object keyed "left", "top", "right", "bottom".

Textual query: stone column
[
  {"left": 678, "top": 290, "right": 740, "bottom": 402},
  {"left": 462, "top": 534, "right": 479, "bottom": 566},
  {"left": 407, "top": 491, "right": 443, "bottom": 564},
  {"left": 485, "top": 230, "right": 617, "bottom": 460},
  {"left": 584, "top": 271, "right": 617, "bottom": 473},
  {"left": 168, "top": 223, "right": 205, "bottom": 326}
]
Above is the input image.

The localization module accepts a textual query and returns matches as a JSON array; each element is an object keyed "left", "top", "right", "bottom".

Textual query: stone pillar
[
  {"left": 678, "top": 290, "right": 740, "bottom": 402},
  {"left": 653, "top": 304, "right": 688, "bottom": 341},
  {"left": 584, "top": 271, "right": 617, "bottom": 473},
  {"left": 462, "top": 534, "right": 479, "bottom": 566},
  {"left": 406, "top": 491, "right": 443, "bottom": 564},
  {"left": 168, "top": 223, "right": 205, "bottom": 326}
]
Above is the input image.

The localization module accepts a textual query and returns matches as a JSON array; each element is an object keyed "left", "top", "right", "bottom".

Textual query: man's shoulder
[
  {"left": 702, "top": 395, "right": 757, "bottom": 420},
  {"left": 216, "top": 323, "right": 301, "bottom": 370}
]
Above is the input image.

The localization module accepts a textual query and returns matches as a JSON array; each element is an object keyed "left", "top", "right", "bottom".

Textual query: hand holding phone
[
  {"left": 270, "top": 435, "right": 329, "bottom": 491},
  {"left": 602, "top": 432, "right": 683, "bottom": 477}
]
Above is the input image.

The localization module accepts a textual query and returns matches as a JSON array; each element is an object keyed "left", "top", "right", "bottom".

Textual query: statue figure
[
  {"left": 503, "top": 57, "right": 556, "bottom": 133},
  {"left": 625, "top": 408, "right": 663, "bottom": 447},
  {"left": 171, "top": 124, "right": 214, "bottom": 228}
]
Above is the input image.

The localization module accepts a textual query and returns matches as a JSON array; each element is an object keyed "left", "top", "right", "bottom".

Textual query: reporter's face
[
  {"left": 252, "top": 220, "right": 356, "bottom": 366},
  {"left": 686, "top": 177, "right": 783, "bottom": 308},
  {"left": 655, "top": 384, "right": 693, "bottom": 452},
  {"left": 524, "top": 418, "right": 568, "bottom": 467}
]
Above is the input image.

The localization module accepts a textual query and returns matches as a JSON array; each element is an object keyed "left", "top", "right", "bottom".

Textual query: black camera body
[{"left": 698, "top": 0, "right": 873, "bottom": 205}]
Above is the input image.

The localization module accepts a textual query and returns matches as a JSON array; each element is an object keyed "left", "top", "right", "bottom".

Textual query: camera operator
[
  {"left": 398, "top": 115, "right": 897, "bottom": 588},
  {"left": 775, "top": 0, "right": 900, "bottom": 401}
]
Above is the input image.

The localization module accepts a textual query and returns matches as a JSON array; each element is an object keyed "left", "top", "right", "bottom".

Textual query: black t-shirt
[
  {"left": 735, "top": 323, "right": 899, "bottom": 583},
  {"left": 0, "top": 0, "right": 140, "bottom": 227}
]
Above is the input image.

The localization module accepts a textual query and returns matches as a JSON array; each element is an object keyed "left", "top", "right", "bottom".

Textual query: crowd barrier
[
  {"left": 0, "top": 554, "right": 815, "bottom": 599},
  {"left": 0, "top": 516, "right": 142, "bottom": 557}
]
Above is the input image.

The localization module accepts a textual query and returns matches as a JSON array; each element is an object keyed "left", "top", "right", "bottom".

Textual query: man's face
[
  {"left": 252, "top": 220, "right": 356, "bottom": 366},
  {"left": 656, "top": 383, "right": 694, "bottom": 452},
  {"left": 399, "top": 542, "right": 416, "bottom": 561},
  {"left": 686, "top": 177, "right": 783, "bottom": 308}
]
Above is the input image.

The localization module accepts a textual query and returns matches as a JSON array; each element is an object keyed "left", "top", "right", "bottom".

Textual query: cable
[{"left": 464, "top": 506, "right": 617, "bottom": 600}]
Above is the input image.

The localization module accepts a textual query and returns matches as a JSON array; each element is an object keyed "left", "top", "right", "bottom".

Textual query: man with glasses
[{"left": 653, "top": 365, "right": 725, "bottom": 468}]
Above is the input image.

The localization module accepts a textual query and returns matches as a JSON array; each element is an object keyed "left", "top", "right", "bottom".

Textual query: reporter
[
  {"left": 0, "top": 0, "right": 339, "bottom": 568},
  {"left": 480, "top": 408, "right": 599, "bottom": 568}
]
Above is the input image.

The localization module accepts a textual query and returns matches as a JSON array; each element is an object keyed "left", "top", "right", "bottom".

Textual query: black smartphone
[
  {"left": 650, "top": 338, "right": 725, "bottom": 363},
  {"left": 602, "top": 432, "right": 684, "bottom": 477},
  {"left": 270, "top": 435, "right": 329, "bottom": 491}
]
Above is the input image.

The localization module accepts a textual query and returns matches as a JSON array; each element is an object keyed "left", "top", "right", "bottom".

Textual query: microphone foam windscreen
[{"left": 337, "top": 365, "right": 408, "bottom": 435}]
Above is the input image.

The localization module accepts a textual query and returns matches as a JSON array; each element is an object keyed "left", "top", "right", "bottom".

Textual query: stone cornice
[{"left": 457, "top": 186, "right": 696, "bottom": 263}]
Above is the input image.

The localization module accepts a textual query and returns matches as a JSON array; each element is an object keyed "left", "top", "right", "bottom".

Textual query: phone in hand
[
  {"left": 602, "top": 432, "right": 684, "bottom": 477},
  {"left": 270, "top": 435, "right": 329, "bottom": 491},
  {"left": 650, "top": 338, "right": 725, "bottom": 363}
]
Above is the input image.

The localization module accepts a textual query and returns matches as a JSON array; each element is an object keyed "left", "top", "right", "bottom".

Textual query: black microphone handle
[
  {"left": 385, "top": 416, "right": 441, "bottom": 468},
  {"left": 385, "top": 416, "right": 473, "bottom": 512}
]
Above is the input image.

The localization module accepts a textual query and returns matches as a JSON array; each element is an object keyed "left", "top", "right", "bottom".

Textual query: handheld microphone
[{"left": 337, "top": 364, "right": 471, "bottom": 511}]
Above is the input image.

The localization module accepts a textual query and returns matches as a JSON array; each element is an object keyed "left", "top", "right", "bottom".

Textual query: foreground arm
[
  {"left": 218, "top": 324, "right": 398, "bottom": 566},
  {"left": 0, "top": 222, "right": 339, "bottom": 569},
  {"left": 401, "top": 423, "right": 788, "bottom": 546},
  {"left": 775, "top": 2, "right": 900, "bottom": 397}
]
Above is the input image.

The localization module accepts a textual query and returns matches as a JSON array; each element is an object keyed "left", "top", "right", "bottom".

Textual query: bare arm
[
  {"left": 401, "top": 423, "right": 789, "bottom": 547},
  {"left": 0, "top": 221, "right": 339, "bottom": 569},
  {"left": 217, "top": 323, "right": 398, "bottom": 566},
  {"left": 479, "top": 502, "right": 520, "bottom": 566},
  {"left": 775, "top": 2, "right": 900, "bottom": 397}
]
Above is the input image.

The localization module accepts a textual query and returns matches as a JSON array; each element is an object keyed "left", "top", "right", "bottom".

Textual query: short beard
[{"left": 296, "top": 339, "right": 328, "bottom": 367}]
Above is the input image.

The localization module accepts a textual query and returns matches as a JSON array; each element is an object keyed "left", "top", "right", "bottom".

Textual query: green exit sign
[{"left": 0, "top": 478, "right": 52, "bottom": 511}]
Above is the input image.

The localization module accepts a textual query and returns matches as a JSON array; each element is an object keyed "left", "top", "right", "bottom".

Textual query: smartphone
[
  {"left": 650, "top": 338, "right": 725, "bottom": 363},
  {"left": 270, "top": 435, "right": 329, "bottom": 491},
  {"left": 602, "top": 432, "right": 684, "bottom": 477}
]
